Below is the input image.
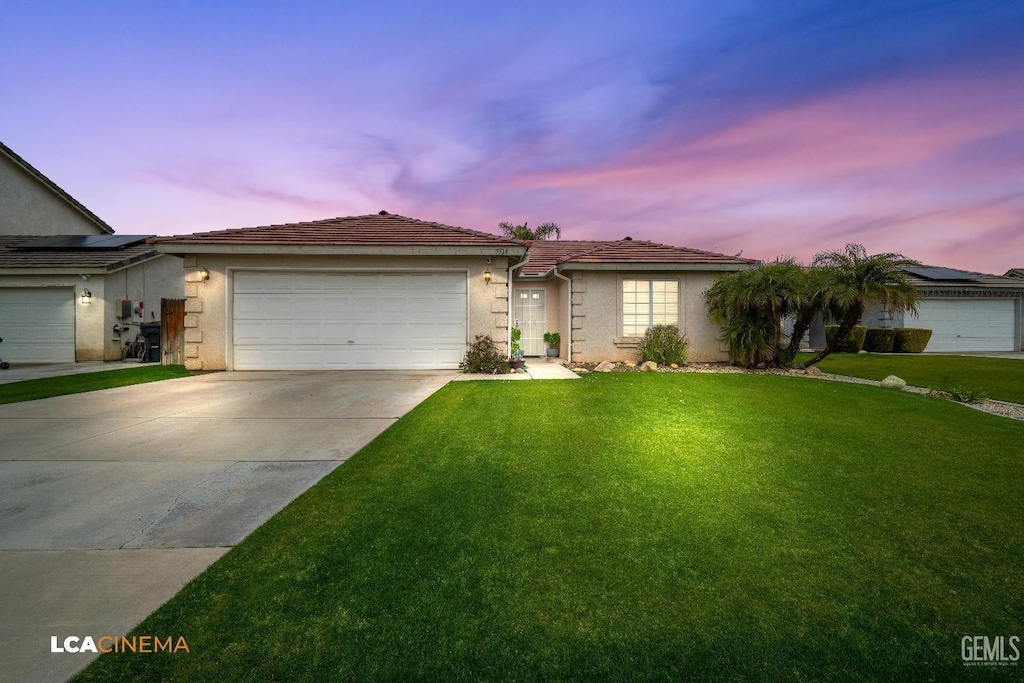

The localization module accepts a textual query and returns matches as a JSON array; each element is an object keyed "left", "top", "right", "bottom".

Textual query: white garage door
[
  {"left": 0, "top": 288, "right": 76, "bottom": 363},
  {"left": 232, "top": 271, "right": 468, "bottom": 370},
  {"left": 912, "top": 299, "right": 1016, "bottom": 352}
]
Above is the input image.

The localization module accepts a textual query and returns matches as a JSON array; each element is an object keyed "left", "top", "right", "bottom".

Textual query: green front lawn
[
  {"left": 0, "top": 365, "right": 192, "bottom": 404},
  {"left": 797, "top": 353, "right": 1024, "bottom": 403},
  {"left": 78, "top": 374, "right": 1024, "bottom": 682}
]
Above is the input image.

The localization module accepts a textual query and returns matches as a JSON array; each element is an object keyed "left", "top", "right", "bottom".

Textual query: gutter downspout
[
  {"left": 507, "top": 254, "right": 530, "bottom": 357},
  {"left": 552, "top": 266, "right": 571, "bottom": 363}
]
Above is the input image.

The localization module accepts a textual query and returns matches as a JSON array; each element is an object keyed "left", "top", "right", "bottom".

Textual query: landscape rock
[
  {"left": 624, "top": 361, "right": 636, "bottom": 367},
  {"left": 881, "top": 375, "right": 907, "bottom": 389},
  {"left": 805, "top": 366, "right": 823, "bottom": 376},
  {"left": 594, "top": 361, "right": 616, "bottom": 372},
  {"left": 670, "top": 363, "right": 679, "bottom": 369},
  {"left": 574, "top": 368, "right": 589, "bottom": 373},
  {"left": 640, "top": 361, "right": 659, "bottom": 372}
]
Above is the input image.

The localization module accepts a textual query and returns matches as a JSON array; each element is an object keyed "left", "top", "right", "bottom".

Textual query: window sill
[{"left": 614, "top": 337, "right": 641, "bottom": 348}]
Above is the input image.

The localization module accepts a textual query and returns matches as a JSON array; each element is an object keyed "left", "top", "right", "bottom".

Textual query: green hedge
[
  {"left": 824, "top": 325, "right": 868, "bottom": 353},
  {"left": 894, "top": 328, "right": 932, "bottom": 353},
  {"left": 864, "top": 328, "right": 896, "bottom": 353}
]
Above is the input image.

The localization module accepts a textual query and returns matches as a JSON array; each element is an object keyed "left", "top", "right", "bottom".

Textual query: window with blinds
[{"left": 622, "top": 279, "right": 678, "bottom": 337}]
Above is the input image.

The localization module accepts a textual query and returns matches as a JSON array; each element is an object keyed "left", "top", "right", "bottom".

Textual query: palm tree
[
  {"left": 499, "top": 221, "right": 561, "bottom": 240},
  {"left": 705, "top": 259, "right": 808, "bottom": 367},
  {"left": 801, "top": 244, "right": 920, "bottom": 368}
]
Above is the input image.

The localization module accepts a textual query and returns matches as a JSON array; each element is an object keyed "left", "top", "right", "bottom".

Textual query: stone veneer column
[
  {"left": 182, "top": 256, "right": 205, "bottom": 370},
  {"left": 492, "top": 277, "right": 509, "bottom": 352},
  {"left": 571, "top": 274, "right": 585, "bottom": 362}
]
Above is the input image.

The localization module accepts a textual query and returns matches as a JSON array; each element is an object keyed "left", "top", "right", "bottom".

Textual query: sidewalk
[
  {"left": 0, "top": 360, "right": 147, "bottom": 385},
  {"left": 454, "top": 359, "right": 579, "bottom": 381}
]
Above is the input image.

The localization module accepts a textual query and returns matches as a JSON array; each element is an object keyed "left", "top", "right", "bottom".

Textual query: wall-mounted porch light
[
  {"left": 80, "top": 288, "right": 92, "bottom": 305},
  {"left": 483, "top": 270, "right": 492, "bottom": 284},
  {"left": 198, "top": 267, "right": 210, "bottom": 281}
]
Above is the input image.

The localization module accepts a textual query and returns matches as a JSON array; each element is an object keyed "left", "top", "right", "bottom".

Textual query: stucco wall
[
  {"left": 103, "top": 255, "right": 185, "bottom": 360},
  {"left": 181, "top": 253, "right": 510, "bottom": 370},
  {"left": 0, "top": 255, "right": 184, "bottom": 361},
  {"left": 567, "top": 269, "right": 728, "bottom": 363},
  {"left": 0, "top": 154, "right": 106, "bottom": 236}
]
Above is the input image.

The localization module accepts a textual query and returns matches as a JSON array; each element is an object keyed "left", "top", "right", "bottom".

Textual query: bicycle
[{"left": 122, "top": 333, "right": 147, "bottom": 362}]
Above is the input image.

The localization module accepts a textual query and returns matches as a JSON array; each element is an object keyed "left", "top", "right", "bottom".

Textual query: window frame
[{"left": 620, "top": 277, "right": 680, "bottom": 338}]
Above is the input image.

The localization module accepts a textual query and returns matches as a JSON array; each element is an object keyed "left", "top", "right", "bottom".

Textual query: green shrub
[
  {"left": 460, "top": 335, "right": 510, "bottom": 374},
  {"left": 543, "top": 332, "right": 561, "bottom": 349},
  {"left": 824, "top": 325, "right": 868, "bottom": 353},
  {"left": 937, "top": 385, "right": 989, "bottom": 404},
  {"left": 638, "top": 325, "right": 688, "bottom": 365},
  {"left": 894, "top": 328, "right": 932, "bottom": 353},
  {"left": 863, "top": 328, "right": 896, "bottom": 353}
]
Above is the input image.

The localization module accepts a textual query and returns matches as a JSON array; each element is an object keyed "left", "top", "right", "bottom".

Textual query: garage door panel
[
  {"left": 232, "top": 271, "right": 467, "bottom": 370},
  {"left": 0, "top": 288, "right": 75, "bottom": 363},
  {"left": 913, "top": 299, "right": 1015, "bottom": 352}
]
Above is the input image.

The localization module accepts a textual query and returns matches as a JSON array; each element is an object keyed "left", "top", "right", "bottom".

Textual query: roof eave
[
  {"left": 153, "top": 243, "right": 528, "bottom": 257},
  {"left": 558, "top": 262, "right": 757, "bottom": 272},
  {"left": 0, "top": 141, "right": 116, "bottom": 235}
]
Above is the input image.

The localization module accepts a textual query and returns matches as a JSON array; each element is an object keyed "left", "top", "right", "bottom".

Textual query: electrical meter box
[{"left": 118, "top": 300, "right": 145, "bottom": 323}]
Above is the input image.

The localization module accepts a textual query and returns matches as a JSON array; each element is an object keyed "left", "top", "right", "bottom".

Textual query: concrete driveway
[{"left": 0, "top": 370, "right": 457, "bottom": 683}]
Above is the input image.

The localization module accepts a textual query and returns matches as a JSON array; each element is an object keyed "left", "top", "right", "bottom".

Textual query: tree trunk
[
  {"left": 802, "top": 307, "right": 861, "bottom": 368},
  {"left": 779, "top": 309, "right": 815, "bottom": 368}
]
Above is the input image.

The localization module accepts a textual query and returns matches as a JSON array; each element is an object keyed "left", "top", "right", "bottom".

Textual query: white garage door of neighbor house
[
  {"left": 0, "top": 287, "right": 76, "bottom": 363},
  {"left": 912, "top": 299, "right": 1015, "bottom": 352},
  {"left": 232, "top": 271, "right": 468, "bottom": 370}
]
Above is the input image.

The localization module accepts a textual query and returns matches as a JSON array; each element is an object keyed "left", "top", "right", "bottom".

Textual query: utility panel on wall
[{"left": 118, "top": 300, "right": 145, "bottom": 323}]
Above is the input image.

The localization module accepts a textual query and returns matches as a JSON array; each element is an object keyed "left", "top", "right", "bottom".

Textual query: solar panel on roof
[
  {"left": 13, "top": 235, "right": 153, "bottom": 250},
  {"left": 904, "top": 266, "right": 979, "bottom": 281}
]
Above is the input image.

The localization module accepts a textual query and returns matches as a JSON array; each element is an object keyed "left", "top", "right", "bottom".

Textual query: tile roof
[
  {"left": 152, "top": 213, "right": 522, "bottom": 248},
  {"left": 0, "top": 141, "right": 115, "bottom": 234},
  {"left": 518, "top": 239, "right": 756, "bottom": 276},
  {"left": 0, "top": 236, "right": 161, "bottom": 271}
]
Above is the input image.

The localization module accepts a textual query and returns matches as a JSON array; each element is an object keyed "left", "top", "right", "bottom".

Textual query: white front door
[{"left": 514, "top": 289, "right": 546, "bottom": 356}]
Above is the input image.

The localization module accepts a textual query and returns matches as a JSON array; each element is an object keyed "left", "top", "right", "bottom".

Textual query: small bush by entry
[
  {"left": 824, "top": 325, "right": 867, "bottom": 353},
  {"left": 893, "top": 328, "right": 933, "bottom": 353},
  {"left": 637, "top": 324, "right": 688, "bottom": 365},
  {"left": 460, "top": 335, "right": 510, "bottom": 374}
]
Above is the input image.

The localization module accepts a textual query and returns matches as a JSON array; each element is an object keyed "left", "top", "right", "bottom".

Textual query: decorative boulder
[
  {"left": 669, "top": 363, "right": 679, "bottom": 369},
  {"left": 881, "top": 375, "right": 907, "bottom": 389},
  {"left": 805, "top": 366, "right": 823, "bottom": 376},
  {"left": 594, "top": 361, "right": 616, "bottom": 372},
  {"left": 640, "top": 361, "right": 658, "bottom": 372}
]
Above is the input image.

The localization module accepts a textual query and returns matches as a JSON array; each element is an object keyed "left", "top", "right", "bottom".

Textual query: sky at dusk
[{"left": 2, "top": 1, "right": 1023, "bottom": 273}]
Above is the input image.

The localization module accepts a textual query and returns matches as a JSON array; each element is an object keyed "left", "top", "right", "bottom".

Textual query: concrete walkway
[
  {"left": 454, "top": 359, "right": 579, "bottom": 381},
  {"left": 0, "top": 370, "right": 457, "bottom": 683},
  {"left": 0, "top": 360, "right": 150, "bottom": 386}
]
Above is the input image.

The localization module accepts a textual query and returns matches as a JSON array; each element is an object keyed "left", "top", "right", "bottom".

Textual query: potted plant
[
  {"left": 510, "top": 327, "right": 525, "bottom": 369},
  {"left": 543, "top": 331, "right": 561, "bottom": 357}
]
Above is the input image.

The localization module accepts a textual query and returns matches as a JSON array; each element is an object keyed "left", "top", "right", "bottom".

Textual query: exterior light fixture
[
  {"left": 198, "top": 268, "right": 210, "bottom": 281},
  {"left": 80, "top": 288, "right": 92, "bottom": 305},
  {"left": 483, "top": 270, "right": 492, "bottom": 284}
]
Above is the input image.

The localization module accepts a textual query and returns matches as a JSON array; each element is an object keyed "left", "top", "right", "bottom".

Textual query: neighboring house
[
  {"left": 151, "top": 212, "right": 755, "bottom": 371},
  {"left": 1006, "top": 268, "right": 1024, "bottom": 280},
  {"left": 0, "top": 141, "right": 183, "bottom": 362},
  {"left": 854, "top": 266, "right": 1024, "bottom": 352}
]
